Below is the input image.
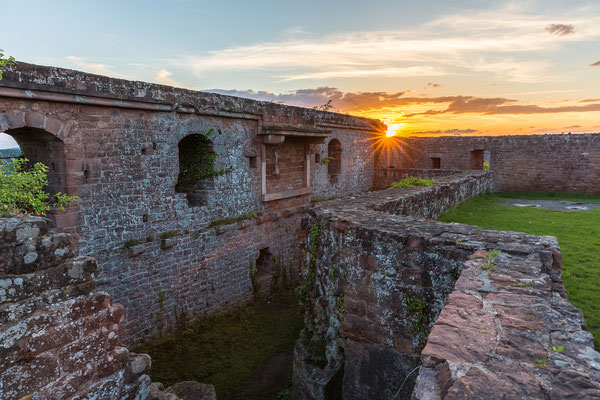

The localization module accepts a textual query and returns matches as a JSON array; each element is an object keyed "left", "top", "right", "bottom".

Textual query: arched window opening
[
  {"left": 175, "top": 134, "right": 216, "bottom": 207},
  {"left": 1, "top": 128, "right": 68, "bottom": 225},
  {"left": 327, "top": 139, "right": 342, "bottom": 185},
  {"left": 3, "top": 128, "right": 67, "bottom": 199}
]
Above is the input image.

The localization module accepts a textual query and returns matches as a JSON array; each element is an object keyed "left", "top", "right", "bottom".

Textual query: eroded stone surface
[
  {"left": 0, "top": 216, "right": 151, "bottom": 399},
  {"left": 414, "top": 253, "right": 600, "bottom": 399}
]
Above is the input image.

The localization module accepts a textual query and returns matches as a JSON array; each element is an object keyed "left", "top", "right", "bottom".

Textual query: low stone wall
[
  {"left": 293, "top": 171, "right": 493, "bottom": 399},
  {"left": 292, "top": 171, "right": 600, "bottom": 399},
  {"left": 370, "top": 171, "right": 493, "bottom": 219},
  {"left": 372, "top": 168, "right": 465, "bottom": 191},
  {"left": 414, "top": 248, "right": 600, "bottom": 399},
  {"left": 0, "top": 216, "right": 151, "bottom": 399}
]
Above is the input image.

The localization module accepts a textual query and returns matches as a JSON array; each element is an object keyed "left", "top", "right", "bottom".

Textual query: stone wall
[
  {"left": 293, "top": 172, "right": 493, "bottom": 399},
  {"left": 0, "top": 215, "right": 151, "bottom": 399},
  {"left": 292, "top": 171, "right": 600, "bottom": 399},
  {"left": 414, "top": 248, "right": 600, "bottom": 399},
  {"left": 375, "top": 134, "right": 600, "bottom": 194},
  {"left": 0, "top": 63, "right": 383, "bottom": 344}
]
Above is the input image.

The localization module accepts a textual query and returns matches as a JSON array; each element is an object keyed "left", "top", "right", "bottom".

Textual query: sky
[{"left": 1, "top": 0, "right": 600, "bottom": 147}]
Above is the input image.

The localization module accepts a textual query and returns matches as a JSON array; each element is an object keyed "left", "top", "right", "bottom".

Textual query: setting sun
[{"left": 385, "top": 123, "right": 405, "bottom": 137}]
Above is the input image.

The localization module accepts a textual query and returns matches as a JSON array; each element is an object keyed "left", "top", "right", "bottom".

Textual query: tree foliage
[
  {"left": 0, "top": 49, "right": 15, "bottom": 81},
  {"left": 0, "top": 158, "right": 77, "bottom": 217}
]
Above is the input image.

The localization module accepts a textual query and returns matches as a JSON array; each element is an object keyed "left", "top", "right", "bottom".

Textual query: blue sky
[{"left": 1, "top": 0, "right": 600, "bottom": 146}]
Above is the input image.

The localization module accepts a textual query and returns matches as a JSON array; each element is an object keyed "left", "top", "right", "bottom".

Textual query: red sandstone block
[
  {"left": 24, "top": 111, "right": 46, "bottom": 129},
  {"left": 44, "top": 117, "right": 65, "bottom": 135},
  {"left": 6, "top": 110, "right": 25, "bottom": 129},
  {"left": 53, "top": 212, "right": 80, "bottom": 228}
]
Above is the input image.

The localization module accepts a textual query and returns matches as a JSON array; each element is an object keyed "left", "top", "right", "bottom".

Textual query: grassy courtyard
[
  {"left": 138, "top": 291, "right": 304, "bottom": 400},
  {"left": 438, "top": 192, "right": 600, "bottom": 347}
]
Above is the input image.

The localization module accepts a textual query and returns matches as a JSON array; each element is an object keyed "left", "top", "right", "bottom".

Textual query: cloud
[
  {"left": 579, "top": 98, "right": 600, "bottom": 102},
  {"left": 66, "top": 56, "right": 123, "bottom": 77},
  {"left": 207, "top": 87, "right": 413, "bottom": 111},
  {"left": 405, "top": 96, "right": 600, "bottom": 117},
  {"left": 545, "top": 24, "right": 575, "bottom": 36},
  {"left": 590, "top": 60, "right": 600, "bottom": 66},
  {"left": 412, "top": 129, "right": 477, "bottom": 135},
  {"left": 154, "top": 69, "right": 179, "bottom": 87},
  {"left": 173, "top": 5, "right": 600, "bottom": 84},
  {"left": 426, "top": 83, "right": 441, "bottom": 89},
  {"left": 210, "top": 87, "right": 600, "bottom": 118},
  {"left": 562, "top": 125, "right": 582, "bottom": 129}
]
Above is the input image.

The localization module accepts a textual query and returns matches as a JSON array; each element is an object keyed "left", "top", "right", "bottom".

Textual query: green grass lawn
[
  {"left": 138, "top": 291, "right": 304, "bottom": 400},
  {"left": 438, "top": 192, "right": 600, "bottom": 347}
]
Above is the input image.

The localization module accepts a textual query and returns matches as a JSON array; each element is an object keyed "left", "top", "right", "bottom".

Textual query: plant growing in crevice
[
  {"left": 322, "top": 156, "right": 335, "bottom": 164},
  {"left": 123, "top": 238, "right": 142, "bottom": 249},
  {"left": 481, "top": 249, "right": 501, "bottom": 273},
  {"left": 534, "top": 357, "right": 547, "bottom": 368},
  {"left": 295, "top": 222, "right": 320, "bottom": 307},
  {"left": 160, "top": 230, "right": 181, "bottom": 239},
  {"left": 406, "top": 296, "right": 430, "bottom": 349}
]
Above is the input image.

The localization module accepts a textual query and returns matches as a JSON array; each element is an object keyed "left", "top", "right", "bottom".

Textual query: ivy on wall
[{"left": 177, "top": 128, "right": 232, "bottom": 187}]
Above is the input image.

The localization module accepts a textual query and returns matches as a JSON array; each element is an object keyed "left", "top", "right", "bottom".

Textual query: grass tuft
[{"left": 390, "top": 176, "right": 435, "bottom": 188}]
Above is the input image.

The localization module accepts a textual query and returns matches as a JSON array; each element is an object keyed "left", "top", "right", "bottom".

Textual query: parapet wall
[
  {"left": 375, "top": 134, "right": 600, "bottom": 194},
  {"left": 0, "top": 216, "right": 151, "bottom": 399},
  {"left": 293, "top": 171, "right": 600, "bottom": 399},
  {"left": 293, "top": 171, "right": 494, "bottom": 399}
]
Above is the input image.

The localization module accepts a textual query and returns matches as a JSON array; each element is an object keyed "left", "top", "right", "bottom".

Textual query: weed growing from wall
[
  {"left": 390, "top": 176, "right": 436, "bottom": 188},
  {"left": 481, "top": 250, "right": 501, "bottom": 273},
  {"left": 295, "top": 222, "right": 320, "bottom": 307},
  {"left": 406, "top": 296, "right": 430, "bottom": 350}
]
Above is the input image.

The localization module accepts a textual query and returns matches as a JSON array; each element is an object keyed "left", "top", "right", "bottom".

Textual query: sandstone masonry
[
  {"left": 293, "top": 171, "right": 600, "bottom": 399},
  {"left": 0, "top": 216, "right": 151, "bottom": 399}
]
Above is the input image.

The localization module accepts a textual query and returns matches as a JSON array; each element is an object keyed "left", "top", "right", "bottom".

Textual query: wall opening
[
  {"left": 175, "top": 134, "right": 216, "bottom": 207},
  {"left": 2, "top": 128, "right": 67, "bottom": 224},
  {"left": 256, "top": 247, "right": 274, "bottom": 295},
  {"left": 327, "top": 139, "right": 342, "bottom": 185},
  {"left": 431, "top": 157, "right": 441, "bottom": 169},
  {"left": 470, "top": 150, "right": 485, "bottom": 170}
]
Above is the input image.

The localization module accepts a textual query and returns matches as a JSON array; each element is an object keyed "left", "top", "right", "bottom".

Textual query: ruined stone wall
[
  {"left": 0, "top": 63, "right": 381, "bottom": 344},
  {"left": 293, "top": 172, "right": 493, "bottom": 399},
  {"left": 375, "top": 134, "right": 600, "bottom": 194},
  {"left": 0, "top": 216, "right": 151, "bottom": 399},
  {"left": 293, "top": 171, "right": 600, "bottom": 399},
  {"left": 414, "top": 248, "right": 600, "bottom": 399}
]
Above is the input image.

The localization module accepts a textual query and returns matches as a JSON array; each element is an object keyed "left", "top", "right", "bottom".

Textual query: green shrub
[
  {"left": 390, "top": 176, "right": 435, "bottom": 188},
  {"left": 0, "top": 158, "right": 77, "bottom": 217},
  {"left": 483, "top": 160, "right": 490, "bottom": 170}
]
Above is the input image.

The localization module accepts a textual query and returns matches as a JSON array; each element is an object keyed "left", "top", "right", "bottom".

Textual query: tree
[{"left": 0, "top": 49, "right": 15, "bottom": 80}]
